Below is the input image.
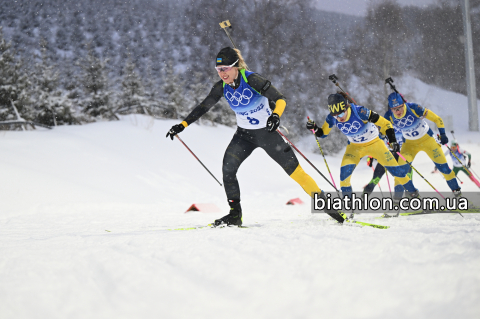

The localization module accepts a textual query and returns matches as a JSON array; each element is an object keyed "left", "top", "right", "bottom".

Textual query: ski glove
[
  {"left": 266, "top": 113, "right": 280, "bottom": 132},
  {"left": 439, "top": 133, "right": 448, "bottom": 145},
  {"left": 468, "top": 161, "right": 471, "bottom": 168},
  {"left": 166, "top": 123, "right": 185, "bottom": 140},
  {"left": 390, "top": 142, "right": 400, "bottom": 154},
  {"left": 306, "top": 120, "right": 324, "bottom": 137},
  {"left": 306, "top": 120, "right": 317, "bottom": 131}
]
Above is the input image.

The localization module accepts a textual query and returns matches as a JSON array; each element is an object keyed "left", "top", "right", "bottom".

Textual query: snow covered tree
[
  {"left": 0, "top": 27, "right": 31, "bottom": 128},
  {"left": 79, "top": 45, "right": 117, "bottom": 120},
  {"left": 119, "top": 59, "right": 148, "bottom": 115},
  {"left": 31, "top": 39, "right": 79, "bottom": 126},
  {"left": 158, "top": 61, "right": 187, "bottom": 119}
]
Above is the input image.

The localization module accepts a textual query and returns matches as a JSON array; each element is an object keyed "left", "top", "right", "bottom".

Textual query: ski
[
  {"left": 334, "top": 212, "right": 390, "bottom": 229},
  {"left": 168, "top": 224, "right": 248, "bottom": 231},
  {"left": 376, "top": 209, "right": 467, "bottom": 218},
  {"left": 345, "top": 219, "right": 390, "bottom": 229}
]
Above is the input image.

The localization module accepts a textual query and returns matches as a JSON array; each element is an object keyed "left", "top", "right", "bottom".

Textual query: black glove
[
  {"left": 166, "top": 123, "right": 185, "bottom": 140},
  {"left": 306, "top": 120, "right": 324, "bottom": 137},
  {"left": 266, "top": 113, "right": 280, "bottom": 132},
  {"left": 468, "top": 161, "right": 471, "bottom": 168},
  {"left": 390, "top": 142, "right": 400, "bottom": 154},
  {"left": 440, "top": 134, "right": 448, "bottom": 145},
  {"left": 306, "top": 120, "right": 317, "bottom": 131}
]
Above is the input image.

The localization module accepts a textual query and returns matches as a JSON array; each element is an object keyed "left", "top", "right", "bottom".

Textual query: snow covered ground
[{"left": 1, "top": 82, "right": 480, "bottom": 318}]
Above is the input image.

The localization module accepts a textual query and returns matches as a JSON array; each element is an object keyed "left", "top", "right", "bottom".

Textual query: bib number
[
  {"left": 352, "top": 136, "right": 367, "bottom": 143},
  {"left": 247, "top": 117, "right": 259, "bottom": 125},
  {"left": 405, "top": 131, "right": 419, "bottom": 138}
]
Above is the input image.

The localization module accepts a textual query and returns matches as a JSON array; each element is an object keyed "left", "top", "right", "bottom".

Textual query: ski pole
[
  {"left": 328, "top": 74, "right": 358, "bottom": 104},
  {"left": 175, "top": 135, "right": 223, "bottom": 186},
  {"left": 456, "top": 174, "right": 463, "bottom": 184},
  {"left": 277, "top": 129, "right": 340, "bottom": 193},
  {"left": 385, "top": 169, "right": 393, "bottom": 198},
  {"left": 307, "top": 117, "right": 338, "bottom": 190}
]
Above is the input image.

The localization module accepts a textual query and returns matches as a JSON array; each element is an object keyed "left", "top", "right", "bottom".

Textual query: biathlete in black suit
[{"left": 166, "top": 47, "right": 345, "bottom": 226}]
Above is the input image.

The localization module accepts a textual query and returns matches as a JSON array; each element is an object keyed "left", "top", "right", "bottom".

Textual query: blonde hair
[{"left": 234, "top": 48, "right": 249, "bottom": 70}]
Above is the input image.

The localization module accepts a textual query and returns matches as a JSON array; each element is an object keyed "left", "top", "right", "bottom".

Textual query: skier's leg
[
  {"left": 260, "top": 130, "right": 345, "bottom": 223},
  {"left": 423, "top": 136, "right": 460, "bottom": 192},
  {"left": 217, "top": 130, "right": 257, "bottom": 226},
  {"left": 364, "top": 162, "right": 386, "bottom": 194},
  {"left": 392, "top": 151, "right": 407, "bottom": 195},
  {"left": 257, "top": 129, "right": 319, "bottom": 194},
  {"left": 376, "top": 139, "right": 418, "bottom": 198},
  {"left": 339, "top": 143, "right": 362, "bottom": 197}
]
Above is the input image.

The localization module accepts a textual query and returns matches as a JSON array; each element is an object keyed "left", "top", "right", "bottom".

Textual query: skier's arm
[
  {"left": 317, "top": 115, "right": 335, "bottom": 138},
  {"left": 423, "top": 108, "right": 446, "bottom": 135},
  {"left": 372, "top": 114, "right": 393, "bottom": 135},
  {"left": 247, "top": 73, "right": 286, "bottom": 117},
  {"left": 182, "top": 80, "right": 224, "bottom": 127}
]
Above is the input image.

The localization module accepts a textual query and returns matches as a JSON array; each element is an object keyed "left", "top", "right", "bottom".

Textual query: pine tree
[
  {"left": 159, "top": 61, "right": 187, "bottom": 119},
  {"left": 31, "top": 39, "right": 79, "bottom": 126},
  {"left": 0, "top": 27, "right": 31, "bottom": 128},
  {"left": 119, "top": 59, "right": 148, "bottom": 115},
  {"left": 79, "top": 45, "right": 117, "bottom": 120}
]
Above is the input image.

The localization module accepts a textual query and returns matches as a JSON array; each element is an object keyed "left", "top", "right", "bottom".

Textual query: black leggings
[{"left": 223, "top": 127, "right": 299, "bottom": 201}]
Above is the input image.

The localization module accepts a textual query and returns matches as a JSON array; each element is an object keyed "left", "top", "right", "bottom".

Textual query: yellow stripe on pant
[{"left": 340, "top": 137, "right": 411, "bottom": 188}]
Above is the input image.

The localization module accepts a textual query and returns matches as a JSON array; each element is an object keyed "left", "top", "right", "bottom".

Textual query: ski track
[{"left": 1, "top": 90, "right": 480, "bottom": 319}]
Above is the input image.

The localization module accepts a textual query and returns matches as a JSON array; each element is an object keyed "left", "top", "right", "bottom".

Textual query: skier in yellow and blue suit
[
  {"left": 306, "top": 93, "right": 419, "bottom": 200},
  {"left": 384, "top": 92, "right": 461, "bottom": 197}
]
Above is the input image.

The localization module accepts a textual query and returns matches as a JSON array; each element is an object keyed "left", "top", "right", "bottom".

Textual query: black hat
[
  {"left": 216, "top": 47, "right": 239, "bottom": 66},
  {"left": 327, "top": 93, "right": 348, "bottom": 115}
]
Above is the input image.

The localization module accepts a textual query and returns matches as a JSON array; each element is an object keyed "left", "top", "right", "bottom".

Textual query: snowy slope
[{"left": 1, "top": 83, "right": 480, "bottom": 319}]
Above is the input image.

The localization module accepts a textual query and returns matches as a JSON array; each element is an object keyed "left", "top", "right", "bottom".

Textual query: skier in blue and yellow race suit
[
  {"left": 166, "top": 47, "right": 346, "bottom": 226},
  {"left": 384, "top": 92, "right": 461, "bottom": 197},
  {"left": 306, "top": 93, "right": 419, "bottom": 201}
]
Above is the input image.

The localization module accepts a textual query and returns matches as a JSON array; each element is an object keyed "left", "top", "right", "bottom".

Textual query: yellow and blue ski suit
[{"left": 384, "top": 102, "right": 460, "bottom": 194}]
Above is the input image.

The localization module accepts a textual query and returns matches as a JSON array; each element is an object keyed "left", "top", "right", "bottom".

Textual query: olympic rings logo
[
  {"left": 394, "top": 115, "right": 415, "bottom": 128},
  {"left": 337, "top": 121, "right": 362, "bottom": 134},
  {"left": 225, "top": 88, "right": 253, "bottom": 107}
]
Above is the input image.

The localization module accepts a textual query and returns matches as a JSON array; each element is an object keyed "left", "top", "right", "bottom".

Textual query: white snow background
[{"left": 1, "top": 78, "right": 480, "bottom": 319}]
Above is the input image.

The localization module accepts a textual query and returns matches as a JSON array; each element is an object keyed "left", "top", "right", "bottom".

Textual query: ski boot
[
  {"left": 318, "top": 192, "right": 347, "bottom": 224},
  {"left": 382, "top": 198, "right": 400, "bottom": 218},
  {"left": 406, "top": 189, "right": 420, "bottom": 199},
  {"left": 453, "top": 188, "right": 462, "bottom": 198},
  {"left": 214, "top": 200, "right": 242, "bottom": 227}
]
